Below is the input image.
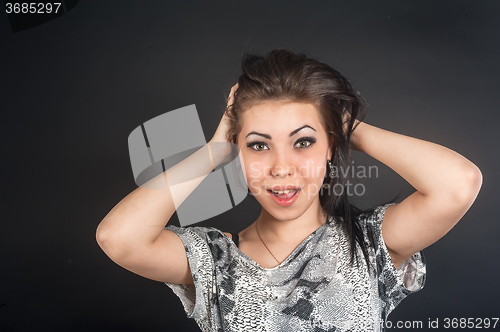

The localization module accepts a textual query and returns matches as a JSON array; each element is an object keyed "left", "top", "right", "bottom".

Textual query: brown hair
[{"left": 224, "top": 48, "right": 380, "bottom": 267}]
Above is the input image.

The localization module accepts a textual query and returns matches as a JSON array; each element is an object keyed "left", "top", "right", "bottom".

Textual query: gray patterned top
[{"left": 165, "top": 203, "right": 426, "bottom": 332}]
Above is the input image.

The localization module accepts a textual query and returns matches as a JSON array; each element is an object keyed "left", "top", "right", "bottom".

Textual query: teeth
[{"left": 272, "top": 189, "right": 292, "bottom": 194}]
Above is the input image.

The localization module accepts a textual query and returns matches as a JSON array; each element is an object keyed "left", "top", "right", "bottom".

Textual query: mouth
[
  {"left": 267, "top": 188, "right": 301, "bottom": 207},
  {"left": 267, "top": 188, "right": 300, "bottom": 199}
]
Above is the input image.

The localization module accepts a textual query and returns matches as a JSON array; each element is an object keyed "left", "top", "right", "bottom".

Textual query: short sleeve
[
  {"left": 360, "top": 203, "right": 427, "bottom": 318},
  {"left": 164, "top": 225, "right": 215, "bottom": 323}
]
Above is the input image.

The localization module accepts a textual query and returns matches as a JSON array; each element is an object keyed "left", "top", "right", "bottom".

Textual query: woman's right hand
[
  {"left": 209, "top": 84, "right": 238, "bottom": 163},
  {"left": 211, "top": 83, "right": 237, "bottom": 144}
]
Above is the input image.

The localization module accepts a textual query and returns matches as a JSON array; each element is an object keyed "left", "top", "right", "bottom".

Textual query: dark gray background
[{"left": 1, "top": 1, "right": 498, "bottom": 331}]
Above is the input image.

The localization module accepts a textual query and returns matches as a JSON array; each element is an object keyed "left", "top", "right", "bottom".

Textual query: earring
[
  {"left": 323, "top": 159, "right": 336, "bottom": 189},
  {"left": 327, "top": 159, "right": 336, "bottom": 177}
]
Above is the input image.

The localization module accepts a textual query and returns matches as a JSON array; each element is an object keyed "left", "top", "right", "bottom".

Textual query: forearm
[
  {"left": 352, "top": 121, "right": 482, "bottom": 203},
  {"left": 96, "top": 142, "right": 227, "bottom": 255}
]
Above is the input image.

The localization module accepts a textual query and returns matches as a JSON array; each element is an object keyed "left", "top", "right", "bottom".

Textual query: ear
[{"left": 328, "top": 133, "right": 335, "bottom": 160}]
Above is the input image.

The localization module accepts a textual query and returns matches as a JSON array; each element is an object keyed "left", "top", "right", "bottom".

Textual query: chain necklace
[
  {"left": 255, "top": 216, "right": 329, "bottom": 266},
  {"left": 255, "top": 219, "right": 282, "bottom": 265}
]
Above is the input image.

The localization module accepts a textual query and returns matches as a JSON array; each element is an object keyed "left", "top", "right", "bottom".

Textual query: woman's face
[{"left": 237, "top": 101, "right": 334, "bottom": 221}]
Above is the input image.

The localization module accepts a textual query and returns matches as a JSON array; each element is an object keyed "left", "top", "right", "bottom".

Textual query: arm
[
  {"left": 96, "top": 84, "right": 237, "bottom": 284},
  {"left": 350, "top": 120, "right": 483, "bottom": 268},
  {"left": 96, "top": 142, "right": 227, "bottom": 284}
]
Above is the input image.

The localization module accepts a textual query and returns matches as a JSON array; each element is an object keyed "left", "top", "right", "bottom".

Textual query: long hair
[{"left": 225, "top": 49, "right": 399, "bottom": 268}]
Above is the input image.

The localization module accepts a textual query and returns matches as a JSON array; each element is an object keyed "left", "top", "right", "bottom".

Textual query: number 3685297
[{"left": 6, "top": 3, "right": 62, "bottom": 14}]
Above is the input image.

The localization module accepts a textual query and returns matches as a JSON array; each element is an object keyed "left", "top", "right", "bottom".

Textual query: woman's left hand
[{"left": 342, "top": 111, "right": 362, "bottom": 151}]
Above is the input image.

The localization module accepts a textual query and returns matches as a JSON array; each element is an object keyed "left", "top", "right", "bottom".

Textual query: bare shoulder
[{"left": 223, "top": 232, "right": 232, "bottom": 240}]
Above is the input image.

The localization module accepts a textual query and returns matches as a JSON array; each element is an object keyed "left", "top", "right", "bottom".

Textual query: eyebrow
[{"left": 245, "top": 125, "right": 316, "bottom": 139}]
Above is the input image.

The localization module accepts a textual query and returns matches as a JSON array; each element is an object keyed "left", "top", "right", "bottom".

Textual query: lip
[{"left": 267, "top": 188, "right": 301, "bottom": 207}]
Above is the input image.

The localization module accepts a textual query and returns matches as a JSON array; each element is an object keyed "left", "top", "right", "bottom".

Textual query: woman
[{"left": 96, "top": 49, "right": 482, "bottom": 331}]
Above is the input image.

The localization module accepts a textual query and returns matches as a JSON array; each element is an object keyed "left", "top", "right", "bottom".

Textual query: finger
[
  {"left": 227, "top": 84, "right": 238, "bottom": 105},
  {"left": 230, "top": 84, "right": 238, "bottom": 97}
]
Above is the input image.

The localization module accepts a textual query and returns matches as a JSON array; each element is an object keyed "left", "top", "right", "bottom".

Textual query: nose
[{"left": 270, "top": 151, "right": 294, "bottom": 178}]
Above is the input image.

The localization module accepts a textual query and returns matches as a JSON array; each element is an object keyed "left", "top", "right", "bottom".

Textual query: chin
[{"left": 267, "top": 209, "right": 304, "bottom": 222}]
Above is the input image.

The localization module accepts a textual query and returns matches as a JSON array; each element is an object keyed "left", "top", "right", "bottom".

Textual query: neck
[{"left": 255, "top": 197, "right": 328, "bottom": 246}]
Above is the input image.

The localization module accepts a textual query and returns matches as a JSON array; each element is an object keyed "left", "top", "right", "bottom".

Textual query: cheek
[
  {"left": 297, "top": 156, "right": 327, "bottom": 182},
  {"left": 294, "top": 160, "right": 326, "bottom": 202},
  {"left": 241, "top": 155, "right": 266, "bottom": 188}
]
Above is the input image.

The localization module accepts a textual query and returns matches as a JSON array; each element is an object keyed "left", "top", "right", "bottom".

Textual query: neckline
[{"left": 221, "top": 221, "right": 330, "bottom": 271}]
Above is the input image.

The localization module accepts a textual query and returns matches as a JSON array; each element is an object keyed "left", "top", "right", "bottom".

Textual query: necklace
[
  {"left": 255, "top": 219, "right": 281, "bottom": 265},
  {"left": 255, "top": 217, "right": 329, "bottom": 266}
]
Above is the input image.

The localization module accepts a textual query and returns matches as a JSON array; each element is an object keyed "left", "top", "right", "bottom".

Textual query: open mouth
[{"left": 268, "top": 188, "right": 300, "bottom": 199}]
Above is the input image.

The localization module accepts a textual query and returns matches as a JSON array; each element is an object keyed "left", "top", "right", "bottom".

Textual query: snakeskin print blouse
[{"left": 165, "top": 203, "right": 426, "bottom": 332}]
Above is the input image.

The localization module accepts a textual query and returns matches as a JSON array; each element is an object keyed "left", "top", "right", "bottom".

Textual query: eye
[
  {"left": 294, "top": 137, "right": 316, "bottom": 149},
  {"left": 295, "top": 137, "right": 316, "bottom": 149},
  {"left": 246, "top": 137, "right": 316, "bottom": 152},
  {"left": 247, "top": 141, "right": 269, "bottom": 151}
]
